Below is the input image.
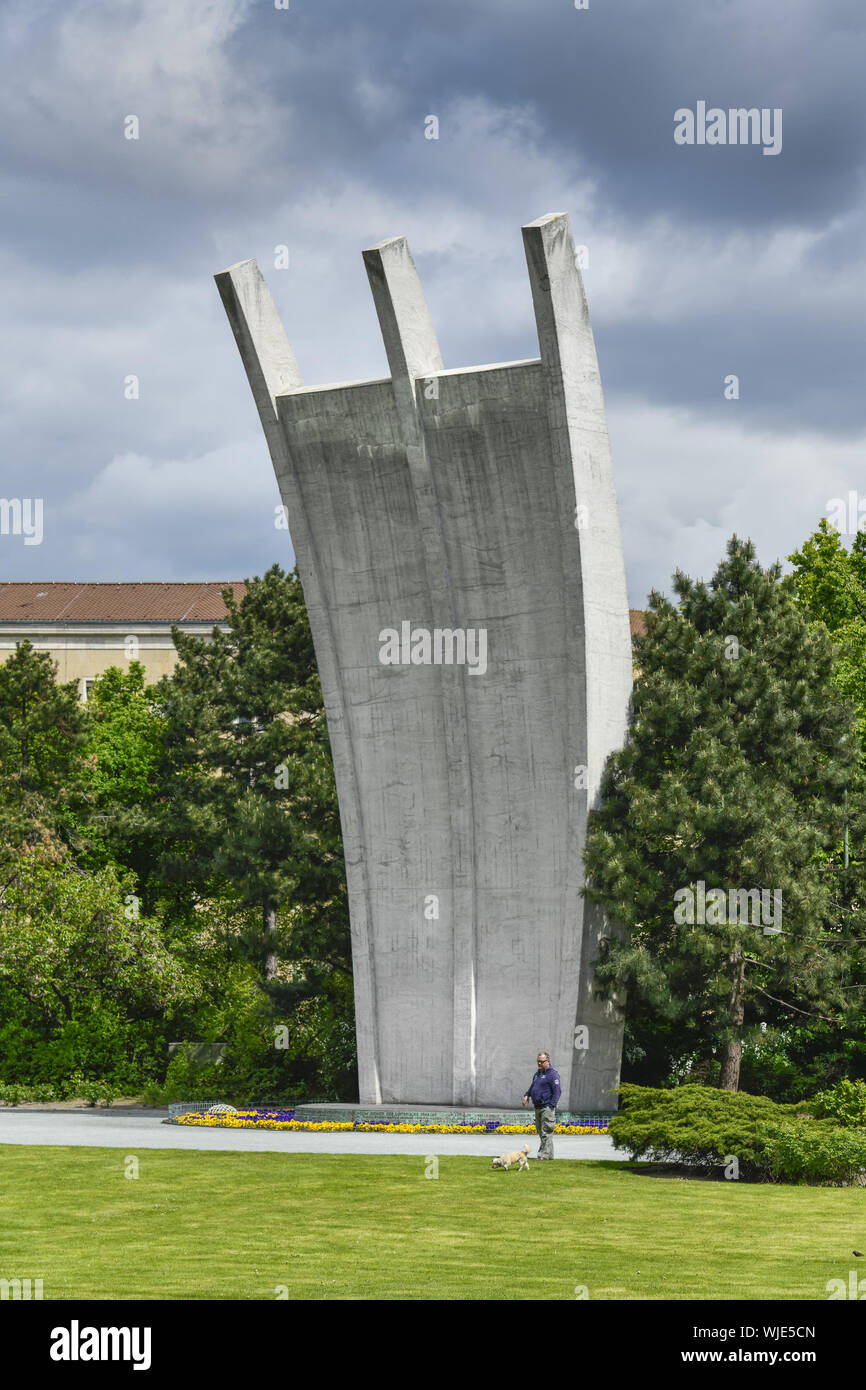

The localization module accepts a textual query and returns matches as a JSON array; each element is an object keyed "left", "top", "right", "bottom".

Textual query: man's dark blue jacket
[{"left": 526, "top": 1067, "right": 561, "bottom": 1109}]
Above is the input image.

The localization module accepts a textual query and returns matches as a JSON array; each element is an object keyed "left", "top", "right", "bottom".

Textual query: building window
[{"left": 81, "top": 678, "right": 98, "bottom": 703}]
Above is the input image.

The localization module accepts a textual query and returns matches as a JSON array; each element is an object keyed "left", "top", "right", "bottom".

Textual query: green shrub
[
  {"left": 317, "top": 1016, "right": 358, "bottom": 1100},
  {"left": 140, "top": 1048, "right": 201, "bottom": 1106},
  {"left": 609, "top": 1084, "right": 804, "bottom": 1179},
  {"left": 763, "top": 1119, "right": 866, "bottom": 1184},
  {"left": 24, "top": 1082, "right": 59, "bottom": 1103},
  {"left": 139, "top": 1046, "right": 241, "bottom": 1107},
  {"left": 0, "top": 981, "right": 170, "bottom": 1093},
  {"left": 63, "top": 1074, "right": 117, "bottom": 1107},
  {"left": 809, "top": 1078, "right": 866, "bottom": 1128},
  {"left": 0, "top": 1081, "right": 61, "bottom": 1105}
]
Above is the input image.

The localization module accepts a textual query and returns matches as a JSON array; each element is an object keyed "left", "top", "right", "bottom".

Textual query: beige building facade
[
  {"left": 0, "top": 583, "right": 647, "bottom": 703},
  {"left": 0, "top": 582, "right": 246, "bottom": 700}
]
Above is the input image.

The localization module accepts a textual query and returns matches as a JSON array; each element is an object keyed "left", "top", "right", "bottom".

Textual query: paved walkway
[{"left": 0, "top": 1110, "right": 621, "bottom": 1160}]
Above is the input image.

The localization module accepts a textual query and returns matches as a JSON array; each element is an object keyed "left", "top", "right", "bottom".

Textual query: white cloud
[
  {"left": 0, "top": 0, "right": 278, "bottom": 196},
  {"left": 55, "top": 441, "right": 283, "bottom": 578},
  {"left": 609, "top": 399, "right": 866, "bottom": 604}
]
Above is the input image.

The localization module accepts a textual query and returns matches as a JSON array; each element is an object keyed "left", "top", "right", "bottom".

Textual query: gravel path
[{"left": 0, "top": 1110, "right": 621, "bottom": 1160}]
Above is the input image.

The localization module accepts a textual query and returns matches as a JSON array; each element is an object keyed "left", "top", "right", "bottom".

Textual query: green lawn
[{"left": 1, "top": 1146, "right": 863, "bottom": 1300}]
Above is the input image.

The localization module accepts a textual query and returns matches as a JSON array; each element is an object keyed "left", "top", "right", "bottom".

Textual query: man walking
[{"left": 522, "top": 1052, "right": 561, "bottom": 1160}]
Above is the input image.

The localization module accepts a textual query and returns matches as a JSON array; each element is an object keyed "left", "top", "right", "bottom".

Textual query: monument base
[
  {"left": 290, "top": 1103, "right": 612, "bottom": 1127},
  {"left": 166, "top": 1101, "right": 613, "bottom": 1126}
]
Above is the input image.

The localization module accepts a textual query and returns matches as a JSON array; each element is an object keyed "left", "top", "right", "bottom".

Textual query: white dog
[{"left": 491, "top": 1143, "right": 531, "bottom": 1172}]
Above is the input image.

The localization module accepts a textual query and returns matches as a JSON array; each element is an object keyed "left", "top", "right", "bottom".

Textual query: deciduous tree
[{"left": 584, "top": 536, "right": 864, "bottom": 1091}]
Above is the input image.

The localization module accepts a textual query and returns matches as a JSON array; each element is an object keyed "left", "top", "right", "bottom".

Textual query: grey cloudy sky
[{"left": 1, "top": 0, "right": 864, "bottom": 606}]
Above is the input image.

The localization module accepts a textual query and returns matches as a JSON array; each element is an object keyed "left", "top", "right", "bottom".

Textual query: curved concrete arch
[{"left": 215, "top": 213, "right": 632, "bottom": 1109}]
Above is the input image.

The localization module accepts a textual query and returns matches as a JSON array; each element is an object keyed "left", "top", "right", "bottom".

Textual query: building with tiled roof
[
  {"left": 0, "top": 583, "right": 649, "bottom": 702},
  {"left": 0, "top": 582, "right": 246, "bottom": 700},
  {"left": 629, "top": 608, "right": 647, "bottom": 638}
]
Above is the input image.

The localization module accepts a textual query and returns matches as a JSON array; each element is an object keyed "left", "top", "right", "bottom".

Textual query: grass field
[{"left": 1, "top": 1145, "right": 863, "bottom": 1300}]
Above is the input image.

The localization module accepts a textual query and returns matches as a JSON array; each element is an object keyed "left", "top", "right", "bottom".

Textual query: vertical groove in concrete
[{"left": 362, "top": 237, "right": 478, "bottom": 1104}]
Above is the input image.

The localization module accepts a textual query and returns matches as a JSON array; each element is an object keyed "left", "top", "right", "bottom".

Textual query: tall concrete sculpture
[{"left": 216, "top": 213, "right": 632, "bottom": 1110}]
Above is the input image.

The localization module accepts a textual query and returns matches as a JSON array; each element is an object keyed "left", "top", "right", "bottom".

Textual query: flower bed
[{"left": 174, "top": 1108, "right": 608, "bottom": 1134}]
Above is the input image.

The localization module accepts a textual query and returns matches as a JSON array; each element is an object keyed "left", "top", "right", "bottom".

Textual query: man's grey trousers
[{"left": 534, "top": 1106, "right": 556, "bottom": 1159}]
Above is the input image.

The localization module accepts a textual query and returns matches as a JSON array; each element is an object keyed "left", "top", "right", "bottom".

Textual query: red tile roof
[
  {"left": 0, "top": 584, "right": 648, "bottom": 636},
  {"left": 0, "top": 582, "right": 247, "bottom": 623}
]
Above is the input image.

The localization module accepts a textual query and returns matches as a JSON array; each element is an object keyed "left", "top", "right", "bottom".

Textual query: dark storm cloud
[
  {"left": 238, "top": 0, "right": 866, "bottom": 227},
  {"left": 0, "top": 0, "right": 863, "bottom": 606}
]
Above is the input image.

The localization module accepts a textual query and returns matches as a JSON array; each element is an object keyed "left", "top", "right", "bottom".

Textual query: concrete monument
[{"left": 215, "top": 212, "right": 632, "bottom": 1110}]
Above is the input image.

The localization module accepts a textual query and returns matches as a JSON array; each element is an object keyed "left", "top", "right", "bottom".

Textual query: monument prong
[
  {"left": 214, "top": 254, "right": 382, "bottom": 1105},
  {"left": 362, "top": 236, "right": 444, "bottom": 395},
  {"left": 214, "top": 258, "right": 304, "bottom": 429},
  {"left": 523, "top": 211, "right": 632, "bottom": 1112},
  {"left": 363, "top": 233, "right": 476, "bottom": 1106}
]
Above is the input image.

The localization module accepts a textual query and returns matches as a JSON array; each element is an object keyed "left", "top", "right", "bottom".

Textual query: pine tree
[
  {"left": 584, "top": 536, "right": 864, "bottom": 1091},
  {"left": 0, "top": 641, "right": 91, "bottom": 870},
  {"left": 154, "top": 566, "right": 349, "bottom": 1004}
]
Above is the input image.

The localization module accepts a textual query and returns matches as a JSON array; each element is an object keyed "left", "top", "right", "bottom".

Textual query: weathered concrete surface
[{"left": 215, "top": 213, "right": 632, "bottom": 1111}]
